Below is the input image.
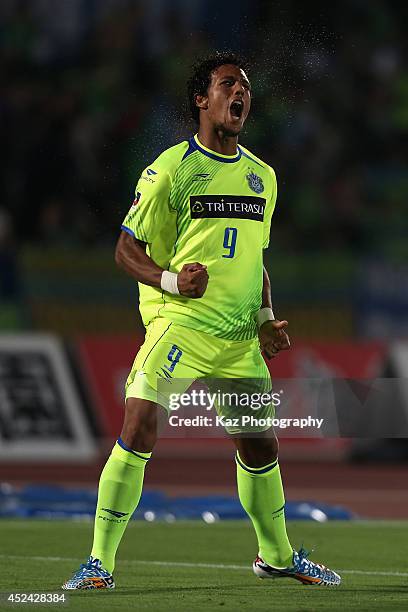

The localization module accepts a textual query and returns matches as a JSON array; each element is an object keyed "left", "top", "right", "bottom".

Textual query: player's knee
[
  {"left": 120, "top": 398, "right": 160, "bottom": 451},
  {"left": 235, "top": 434, "right": 279, "bottom": 467}
]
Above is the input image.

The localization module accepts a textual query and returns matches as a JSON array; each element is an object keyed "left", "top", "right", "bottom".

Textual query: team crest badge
[{"left": 246, "top": 171, "right": 264, "bottom": 194}]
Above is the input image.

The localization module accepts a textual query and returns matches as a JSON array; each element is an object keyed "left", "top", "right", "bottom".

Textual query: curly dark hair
[{"left": 187, "top": 51, "right": 249, "bottom": 124}]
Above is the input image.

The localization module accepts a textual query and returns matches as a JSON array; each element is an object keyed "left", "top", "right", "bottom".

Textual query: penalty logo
[
  {"left": 142, "top": 168, "right": 157, "bottom": 183},
  {"left": 246, "top": 170, "right": 264, "bottom": 194},
  {"left": 102, "top": 508, "right": 129, "bottom": 518}
]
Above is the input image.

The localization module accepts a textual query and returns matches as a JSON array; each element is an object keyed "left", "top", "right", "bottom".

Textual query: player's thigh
[
  {"left": 212, "top": 337, "right": 275, "bottom": 435},
  {"left": 214, "top": 336, "right": 270, "bottom": 379},
  {"left": 126, "top": 317, "right": 211, "bottom": 409}
]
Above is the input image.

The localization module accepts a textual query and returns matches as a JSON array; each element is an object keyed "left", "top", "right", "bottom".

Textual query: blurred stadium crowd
[
  {"left": 1, "top": 0, "right": 406, "bottom": 249},
  {"left": 0, "top": 0, "right": 407, "bottom": 339}
]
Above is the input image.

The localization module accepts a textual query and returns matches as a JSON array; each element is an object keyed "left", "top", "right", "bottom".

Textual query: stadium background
[{"left": 0, "top": 0, "right": 407, "bottom": 524}]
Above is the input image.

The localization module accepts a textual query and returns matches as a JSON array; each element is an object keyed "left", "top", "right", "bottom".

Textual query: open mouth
[{"left": 230, "top": 99, "right": 243, "bottom": 120}]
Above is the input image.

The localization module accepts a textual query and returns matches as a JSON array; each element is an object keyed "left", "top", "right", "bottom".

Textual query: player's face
[{"left": 201, "top": 64, "right": 251, "bottom": 136}]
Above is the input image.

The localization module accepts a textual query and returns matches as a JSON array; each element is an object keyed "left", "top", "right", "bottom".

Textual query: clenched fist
[
  {"left": 177, "top": 262, "right": 209, "bottom": 298},
  {"left": 259, "top": 319, "right": 291, "bottom": 359}
]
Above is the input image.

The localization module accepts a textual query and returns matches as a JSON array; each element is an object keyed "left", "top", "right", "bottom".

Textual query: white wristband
[
  {"left": 256, "top": 307, "right": 275, "bottom": 328},
  {"left": 161, "top": 270, "right": 179, "bottom": 295}
]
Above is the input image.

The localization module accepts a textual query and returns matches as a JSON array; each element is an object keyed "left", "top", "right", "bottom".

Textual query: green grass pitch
[{"left": 0, "top": 520, "right": 407, "bottom": 611}]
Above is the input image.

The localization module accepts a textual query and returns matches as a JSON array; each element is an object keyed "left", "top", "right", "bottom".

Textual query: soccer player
[{"left": 63, "top": 52, "right": 341, "bottom": 589}]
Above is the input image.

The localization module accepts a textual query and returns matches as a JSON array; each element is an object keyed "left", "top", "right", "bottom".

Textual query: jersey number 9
[{"left": 222, "top": 227, "right": 238, "bottom": 259}]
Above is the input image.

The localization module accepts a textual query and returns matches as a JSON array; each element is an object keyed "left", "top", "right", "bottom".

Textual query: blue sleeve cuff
[{"left": 121, "top": 225, "right": 135, "bottom": 237}]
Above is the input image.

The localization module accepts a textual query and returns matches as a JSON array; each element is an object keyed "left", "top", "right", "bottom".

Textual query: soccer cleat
[
  {"left": 253, "top": 547, "right": 341, "bottom": 586},
  {"left": 61, "top": 556, "right": 115, "bottom": 590}
]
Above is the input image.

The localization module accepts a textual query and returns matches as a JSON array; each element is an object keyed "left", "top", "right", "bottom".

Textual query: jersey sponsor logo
[
  {"left": 190, "top": 195, "right": 265, "bottom": 221},
  {"left": 191, "top": 201, "right": 205, "bottom": 214},
  {"left": 246, "top": 170, "right": 264, "bottom": 194}
]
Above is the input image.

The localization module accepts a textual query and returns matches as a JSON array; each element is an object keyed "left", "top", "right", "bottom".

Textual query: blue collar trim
[{"left": 186, "top": 136, "right": 242, "bottom": 163}]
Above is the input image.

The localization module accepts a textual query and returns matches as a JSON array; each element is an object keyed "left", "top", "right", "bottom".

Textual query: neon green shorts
[{"left": 125, "top": 317, "right": 274, "bottom": 433}]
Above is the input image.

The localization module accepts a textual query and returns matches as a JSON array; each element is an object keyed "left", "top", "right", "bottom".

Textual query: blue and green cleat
[
  {"left": 253, "top": 547, "right": 341, "bottom": 586},
  {"left": 61, "top": 556, "right": 115, "bottom": 590}
]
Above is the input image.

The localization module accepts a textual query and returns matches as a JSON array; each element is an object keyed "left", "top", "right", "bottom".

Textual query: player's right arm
[
  {"left": 115, "top": 233, "right": 208, "bottom": 298},
  {"left": 116, "top": 149, "right": 208, "bottom": 298}
]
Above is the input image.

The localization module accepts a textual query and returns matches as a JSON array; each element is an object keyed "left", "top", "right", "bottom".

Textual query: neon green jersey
[{"left": 122, "top": 134, "right": 277, "bottom": 341}]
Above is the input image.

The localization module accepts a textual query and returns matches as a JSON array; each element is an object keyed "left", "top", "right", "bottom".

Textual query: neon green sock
[
  {"left": 236, "top": 451, "right": 293, "bottom": 568},
  {"left": 90, "top": 438, "right": 151, "bottom": 573}
]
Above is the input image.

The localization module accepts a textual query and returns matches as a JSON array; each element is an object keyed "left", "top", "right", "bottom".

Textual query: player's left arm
[
  {"left": 258, "top": 166, "right": 290, "bottom": 359},
  {"left": 258, "top": 265, "right": 291, "bottom": 359}
]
